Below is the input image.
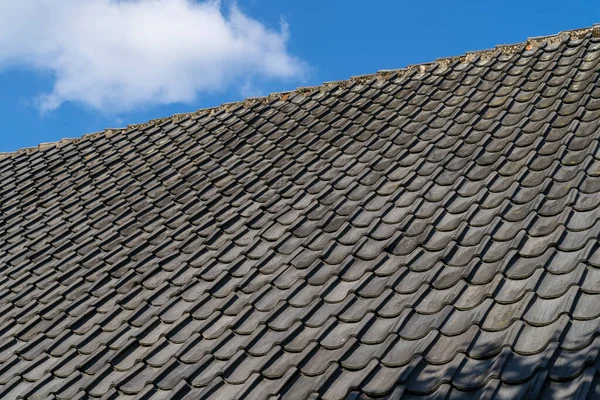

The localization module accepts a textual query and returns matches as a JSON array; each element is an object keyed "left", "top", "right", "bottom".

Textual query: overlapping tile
[{"left": 3, "top": 25, "right": 600, "bottom": 399}]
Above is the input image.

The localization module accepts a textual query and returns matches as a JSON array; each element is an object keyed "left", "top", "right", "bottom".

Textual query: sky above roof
[{"left": 0, "top": 0, "right": 598, "bottom": 152}]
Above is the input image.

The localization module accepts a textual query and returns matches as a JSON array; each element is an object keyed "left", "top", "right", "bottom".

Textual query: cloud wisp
[{"left": 0, "top": 0, "right": 304, "bottom": 112}]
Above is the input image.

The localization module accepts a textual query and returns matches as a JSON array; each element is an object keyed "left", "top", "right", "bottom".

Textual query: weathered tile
[{"left": 4, "top": 26, "right": 600, "bottom": 400}]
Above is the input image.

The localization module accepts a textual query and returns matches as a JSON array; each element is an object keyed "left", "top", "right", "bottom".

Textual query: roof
[{"left": 2, "top": 24, "right": 600, "bottom": 400}]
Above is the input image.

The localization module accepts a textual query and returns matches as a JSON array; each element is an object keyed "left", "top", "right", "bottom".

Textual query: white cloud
[{"left": 0, "top": 0, "right": 304, "bottom": 112}]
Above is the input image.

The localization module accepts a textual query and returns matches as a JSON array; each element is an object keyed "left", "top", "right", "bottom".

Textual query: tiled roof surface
[{"left": 3, "top": 25, "right": 600, "bottom": 399}]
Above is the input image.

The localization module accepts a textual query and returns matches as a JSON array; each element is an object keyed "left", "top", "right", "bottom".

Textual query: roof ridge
[{"left": 2, "top": 23, "right": 599, "bottom": 161}]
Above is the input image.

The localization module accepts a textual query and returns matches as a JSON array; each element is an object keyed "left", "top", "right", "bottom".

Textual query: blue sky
[{"left": 0, "top": 0, "right": 599, "bottom": 152}]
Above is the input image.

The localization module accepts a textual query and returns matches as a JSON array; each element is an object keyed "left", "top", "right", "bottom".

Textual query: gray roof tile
[{"left": 5, "top": 25, "right": 600, "bottom": 400}]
